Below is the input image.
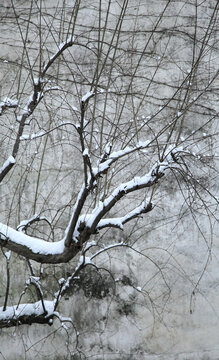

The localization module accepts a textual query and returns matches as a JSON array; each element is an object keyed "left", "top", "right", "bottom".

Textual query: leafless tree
[{"left": 0, "top": 0, "right": 218, "bottom": 358}]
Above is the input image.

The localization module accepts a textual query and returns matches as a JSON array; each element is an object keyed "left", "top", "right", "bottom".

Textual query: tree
[{"left": 0, "top": 0, "right": 218, "bottom": 358}]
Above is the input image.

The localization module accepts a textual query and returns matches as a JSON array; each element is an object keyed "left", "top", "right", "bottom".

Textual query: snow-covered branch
[
  {"left": 81, "top": 91, "right": 94, "bottom": 104},
  {"left": 0, "top": 98, "right": 18, "bottom": 116},
  {"left": 94, "top": 139, "right": 151, "bottom": 175},
  {"left": 42, "top": 36, "right": 74, "bottom": 76},
  {"left": 0, "top": 156, "right": 15, "bottom": 181},
  {"left": 83, "top": 162, "right": 165, "bottom": 233},
  {"left": 97, "top": 200, "right": 153, "bottom": 230},
  {"left": 0, "top": 300, "right": 54, "bottom": 328},
  {"left": 0, "top": 38, "right": 74, "bottom": 184},
  {"left": 17, "top": 214, "right": 51, "bottom": 233},
  {"left": 64, "top": 140, "right": 157, "bottom": 246},
  {"left": 0, "top": 223, "right": 68, "bottom": 263},
  {"left": 0, "top": 147, "right": 184, "bottom": 263}
]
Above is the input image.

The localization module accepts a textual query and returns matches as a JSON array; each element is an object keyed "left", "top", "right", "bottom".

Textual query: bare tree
[{"left": 0, "top": 0, "right": 218, "bottom": 357}]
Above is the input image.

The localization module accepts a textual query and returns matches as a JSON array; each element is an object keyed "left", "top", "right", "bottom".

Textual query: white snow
[
  {"left": 58, "top": 36, "right": 74, "bottom": 50},
  {"left": 43, "top": 37, "right": 74, "bottom": 73},
  {"left": 82, "top": 175, "right": 154, "bottom": 230},
  {"left": 64, "top": 183, "right": 88, "bottom": 243},
  {"left": 82, "top": 91, "right": 94, "bottom": 102},
  {"left": 58, "top": 278, "right": 65, "bottom": 285},
  {"left": 136, "top": 140, "right": 150, "bottom": 148},
  {"left": 84, "top": 240, "right": 96, "bottom": 251},
  {"left": 59, "top": 41, "right": 66, "bottom": 50},
  {"left": 0, "top": 300, "right": 55, "bottom": 321},
  {"left": 27, "top": 276, "right": 43, "bottom": 294},
  {"left": 94, "top": 139, "right": 150, "bottom": 175},
  {"left": 83, "top": 148, "right": 89, "bottom": 156},
  {"left": 0, "top": 156, "right": 15, "bottom": 175},
  {"left": 20, "top": 131, "right": 45, "bottom": 141},
  {"left": 104, "top": 142, "right": 112, "bottom": 154},
  {"left": 34, "top": 77, "right": 39, "bottom": 85},
  {"left": 97, "top": 217, "right": 123, "bottom": 230},
  {"left": 5, "top": 251, "right": 11, "bottom": 260},
  {"left": 0, "top": 97, "right": 18, "bottom": 114},
  {"left": 23, "top": 92, "right": 35, "bottom": 115},
  {"left": 17, "top": 214, "right": 39, "bottom": 232},
  {"left": 0, "top": 223, "right": 65, "bottom": 255},
  {"left": 54, "top": 312, "right": 72, "bottom": 324},
  {"left": 84, "top": 148, "right": 185, "bottom": 231},
  {"left": 75, "top": 255, "right": 92, "bottom": 272}
]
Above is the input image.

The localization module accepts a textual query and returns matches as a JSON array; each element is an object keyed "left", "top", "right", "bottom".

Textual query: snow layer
[
  {"left": 0, "top": 98, "right": 18, "bottom": 114},
  {"left": 20, "top": 131, "right": 45, "bottom": 141},
  {"left": 0, "top": 300, "right": 55, "bottom": 321},
  {"left": 0, "top": 223, "right": 65, "bottom": 255},
  {"left": 82, "top": 91, "right": 94, "bottom": 102},
  {"left": 0, "top": 156, "right": 15, "bottom": 175}
]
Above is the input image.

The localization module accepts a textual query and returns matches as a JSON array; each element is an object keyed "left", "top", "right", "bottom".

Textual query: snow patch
[
  {"left": 0, "top": 98, "right": 18, "bottom": 114},
  {"left": 0, "top": 300, "right": 55, "bottom": 321},
  {"left": 5, "top": 251, "right": 11, "bottom": 261},
  {"left": 0, "top": 156, "right": 15, "bottom": 175},
  {"left": 20, "top": 131, "right": 45, "bottom": 141},
  {"left": 75, "top": 256, "right": 92, "bottom": 271},
  {"left": 82, "top": 91, "right": 94, "bottom": 102},
  {"left": 0, "top": 223, "right": 65, "bottom": 256},
  {"left": 83, "top": 148, "right": 89, "bottom": 156}
]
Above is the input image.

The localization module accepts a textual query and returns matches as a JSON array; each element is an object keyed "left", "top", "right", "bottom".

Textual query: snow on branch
[
  {"left": 17, "top": 214, "right": 50, "bottom": 233},
  {"left": 19, "top": 131, "right": 45, "bottom": 141},
  {"left": 97, "top": 199, "right": 153, "bottom": 230},
  {"left": 42, "top": 36, "right": 74, "bottom": 76},
  {"left": 0, "top": 156, "right": 15, "bottom": 176},
  {"left": 83, "top": 169, "right": 161, "bottom": 232},
  {"left": 0, "top": 37, "right": 74, "bottom": 184},
  {"left": 0, "top": 97, "right": 18, "bottom": 116},
  {"left": 65, "top": 145, "right": 185, "bottom": 246},
  {"left": 93, "top": 139, "right": 151, "bottom": 176},
  {"left": 0, "top": 146, "right": 185, "bottom": 262},
  {"left": 0, "top": 156, "right": 16, "bottom": 182},
  {"left": 55, "top": 253, "right": 93, "bottom": 305},
  {"left": 81, "top": 91, "right": 94, "bottom": 103},
  {"left": 0, "top": 223, "right": 67, "bottom": 263},
  {"left": 0, "top": 300, "right": 57, "bottom": 328},
  {"left": 4, "top": 38, "right": 74, "bottom": 170},
  {"left": 0, "top": 39, "right": 73, "bottom": 183},
  {"left": 83, "top": 148, "right": 184, "bottom": 233}
]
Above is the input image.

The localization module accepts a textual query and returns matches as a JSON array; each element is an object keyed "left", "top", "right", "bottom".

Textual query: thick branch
[
  {"left": 0, "top": 300, "right": 54, "bottom": 328},
  {"left": 64, "top": 139, "right": 152, "bottom": 247},
  {"left": 0, "top": 149, "right": 182, "bottom": 263},
  {"left": 0, "top": 223, "right": 78, "bottom": 264}
]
